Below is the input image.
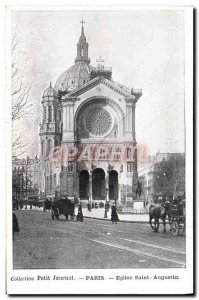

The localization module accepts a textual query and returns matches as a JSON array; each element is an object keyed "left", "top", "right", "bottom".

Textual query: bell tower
[
  {"left": 75, "top": 20, "right": 90, "bottom": 64},
  {"left": 39, "top": 82, "right": 62, "bottom": 158}
]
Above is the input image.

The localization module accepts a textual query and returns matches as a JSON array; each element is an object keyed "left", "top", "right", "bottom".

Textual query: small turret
[
  {"left": 40, "top": 82, "right": 62, "bottom": 158},
  {"left": 43, "top": 82, "right": 57, "bottom": 99}
]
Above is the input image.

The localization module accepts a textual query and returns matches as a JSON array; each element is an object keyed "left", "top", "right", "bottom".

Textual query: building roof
[
  {"left": 54, "top": 62, "right": 95, "bottom": 93},
  {"left": 43, "top": 82, "right": 57, "bottom": 98}
]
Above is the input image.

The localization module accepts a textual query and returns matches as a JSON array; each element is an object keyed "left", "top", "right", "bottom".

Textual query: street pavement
[
  {"left": 20, "top": 205, "right": 149, "bottom": 222},
  {"left": 13, "top": 209, "right": 186, "bottom": 269},
  {"left": 82, "top": 208, "right": 149, "bottom": 222}
]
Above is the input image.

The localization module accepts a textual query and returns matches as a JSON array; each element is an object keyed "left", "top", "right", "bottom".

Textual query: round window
[{"left": 85, "top": 107, "right": 112, "bottom": 136}]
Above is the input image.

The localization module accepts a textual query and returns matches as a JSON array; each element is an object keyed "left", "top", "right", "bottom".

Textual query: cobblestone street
[{"left": 13, "top": 209, "right": 186, "bottom": 269}]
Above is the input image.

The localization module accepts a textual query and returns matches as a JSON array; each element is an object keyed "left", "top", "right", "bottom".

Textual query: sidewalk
[
  {"left": 18, "top": 206, "right": 149, "bottom": 223},
  {"left": 82, "top": 208, "right": 149, "bottom": 223}
]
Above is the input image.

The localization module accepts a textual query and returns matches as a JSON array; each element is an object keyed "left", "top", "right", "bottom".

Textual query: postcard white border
[{"left": 5, "top": 6, "right": 194, "bottom": 295}]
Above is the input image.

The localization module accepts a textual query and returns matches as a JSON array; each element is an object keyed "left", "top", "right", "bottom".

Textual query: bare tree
[
  {"left": 153, "top": 154, "right": 185, "bottom": 199},
  {"left": 166, "top": 154, "right": 185, "bottom": 199},
  {"left": 11, "top": 32, "right": 33, "bottom": 157}
]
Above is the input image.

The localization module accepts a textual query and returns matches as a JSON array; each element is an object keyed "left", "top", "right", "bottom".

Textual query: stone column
[
  {"left": 62, "top": 166, "right": 68, "bottom": 196},
  {"left": 118, "top": 173, "right": 122, "bottom": 204},
  {"left": 59, "top": 170, "right": 63, "bottom": 196},
  {"left": 132, "top": 102, "right": 136, "bottom": 144},
  {"left": 125, "top": 97, "right": 134, "bottom": 138},
  {"left": 62, "top": 98, "right": 75, "bottom": 140},
  {"left": 51, "top": 105, "right": 54, "bottom": 122},
  {"left": 89, "top": 170, "right": 92, "bottom": 202},
  {"left": 44, "top": 174, "right": 47, "bottom": 197},
  {"left": 63, "top": 106, "right": 67, "bottom": 132},
  {"left": 76, "top": 171, "right": 79, "bottom": 198},
  {"left": 105, "top": 171, "right": 109, "bottom": 202},
  {"left": 132, "top": 148, "right": 138, "bottom": 201},
  {"left": 46, "top": 105, "right": 48, "bottom": 123},
  {"left": 132, "top": 100, "right": 139, "bottom": 202}
]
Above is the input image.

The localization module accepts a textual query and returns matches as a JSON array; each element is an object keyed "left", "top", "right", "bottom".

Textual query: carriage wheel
[
  {"left": 170, "top": 221, "right": 179, "bottom": 236},
  {"left": 178, "top": 224, "right": 185, "bottom": 236}
]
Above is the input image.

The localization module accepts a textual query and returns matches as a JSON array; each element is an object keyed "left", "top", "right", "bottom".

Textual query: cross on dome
[
  {"left": 80, "top": 20, "right": 85, "bottom": 28},
  {"left": 80, "top": 20, "right": 85, "bottom": 37}
]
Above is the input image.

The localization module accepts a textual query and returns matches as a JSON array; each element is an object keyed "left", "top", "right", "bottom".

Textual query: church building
[{"left": 39, "top": 22, "right": 142, "bottom": 206}]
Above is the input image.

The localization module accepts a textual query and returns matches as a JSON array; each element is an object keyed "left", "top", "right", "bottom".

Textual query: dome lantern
[
  {"left": 43, "top": 82, "right": 57, "bottom": 99},
  {"left": 54, "top": 21, "right": 96, "bottom": 94},
  {"left": 75, "top": 20, "right": 90, "bottom": 64}
]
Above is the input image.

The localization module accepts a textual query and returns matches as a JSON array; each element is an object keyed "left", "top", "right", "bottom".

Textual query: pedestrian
[
  {"left": 87, "top": 202, "right": 91, "bottom": 212},
  {"left": 12, "top": 212, "right": 19, "bottom": 240},
  {"left": 76, "top": 203, "right": 83, "bottom": 222},
  {"left": 111, "top": 204, "right": 119, "bottom": 224}
]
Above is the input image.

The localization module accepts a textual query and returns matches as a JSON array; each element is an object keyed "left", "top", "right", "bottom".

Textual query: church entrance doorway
[
  {"left": 92, "top": 168, "right": 105, "bottom": 200},
  {"left": 109, "top": 170, "right": 118, "bottom": 201},
  {"left": 79, "top": 170, "right": 89, "bottom": 200}
]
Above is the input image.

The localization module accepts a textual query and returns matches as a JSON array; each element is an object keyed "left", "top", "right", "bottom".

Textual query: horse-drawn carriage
[
  {"left": 149, "top": 194, "right": 186, "bottom": 236},
  {"left": 51, "top": 197, "right": 75, "bottom": 221},
  {"left": 43, "top": 199, "right": 52, "bottom": 212},
  {"left": 168, "top": 198, "right": 185, "bottom": 236}
]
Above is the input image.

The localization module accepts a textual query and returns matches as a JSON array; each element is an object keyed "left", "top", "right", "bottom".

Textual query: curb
[{"left": 83, "top": 215, "right": 148, "bottom": 224}]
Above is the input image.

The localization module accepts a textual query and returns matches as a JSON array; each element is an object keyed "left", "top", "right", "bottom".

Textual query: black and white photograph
[{"left": 6, "top": 6, "right": 194, "bottom": 295}]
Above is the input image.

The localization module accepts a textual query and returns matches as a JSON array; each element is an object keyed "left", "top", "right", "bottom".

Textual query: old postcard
[{"left": 6, "top": 7, "right": 194, "bottom": 295}]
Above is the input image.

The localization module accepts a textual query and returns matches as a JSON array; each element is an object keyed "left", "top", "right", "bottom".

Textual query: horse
[
  {"left": 149, "top": 204, "right": 166, "bottom": 233},
  {"left": 43, "top": 199, "right": 52, "bottom": 212}
]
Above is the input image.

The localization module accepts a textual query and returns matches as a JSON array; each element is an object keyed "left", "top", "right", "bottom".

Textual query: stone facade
[{"left": 39, "top": 23, "right": 142, "bottom": 205}]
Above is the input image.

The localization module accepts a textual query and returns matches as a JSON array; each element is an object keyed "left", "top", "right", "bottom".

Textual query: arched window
[
  {"left": 54, "top": 139, "right": 59, "bottom": 147},
  {"left": 47, "top": 140, "right": 52, "bottom": 156},
  {"left": 43, "top": 106, "right": 47, "bottom": 121},
  {"left": 49, "top": 106, "right": 52, "bottom": 122},
  {"left": 41, "top": 140, "right": 44, "bottom": 155}
]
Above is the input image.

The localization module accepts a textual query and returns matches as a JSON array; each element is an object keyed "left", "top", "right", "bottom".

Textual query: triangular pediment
[{"left": 64, "top": 76, "right": 132, "bottom": 99}]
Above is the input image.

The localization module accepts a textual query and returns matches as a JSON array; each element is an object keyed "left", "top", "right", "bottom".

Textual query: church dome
[
  {"left": 54, "top": 62, "right": 95, "bottom": 93},
  {"left": 43, "top": 83, "right": 57, "bottom": 98},
  {"left": 54, "top": 22, "right": 95, "bottom": 94}
]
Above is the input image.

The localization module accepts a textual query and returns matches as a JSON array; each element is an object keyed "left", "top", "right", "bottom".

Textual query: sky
[{"left": 11, "top": 9, "right": 185, "bottom": 158}]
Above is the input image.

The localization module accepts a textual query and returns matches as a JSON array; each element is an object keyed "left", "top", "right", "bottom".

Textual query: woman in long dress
[
  {"left": 76, "top": 203, "right": 83, "bottom": 222},
  {"left": 111, "top": 204, "right": 119, "bottom": 224}
]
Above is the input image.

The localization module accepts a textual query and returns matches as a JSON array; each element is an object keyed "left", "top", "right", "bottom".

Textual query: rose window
[{"left": 85, "top": 107, "right": 112, "bottom": 136}]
